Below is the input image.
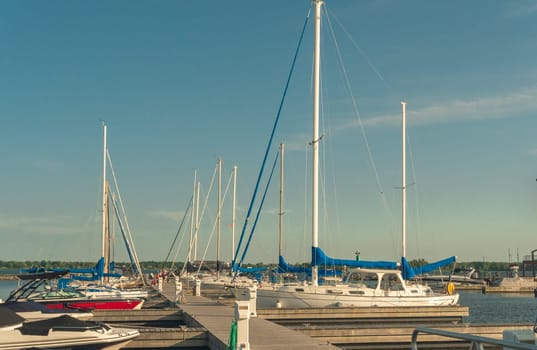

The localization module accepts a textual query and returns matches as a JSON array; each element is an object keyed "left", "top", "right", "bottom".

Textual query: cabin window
[
  {"left": 346, "top": 271, "right": 378, "bottom": 289},
  {"left": 327, "top": 289, "right": 343, "bottom": 294},
  {"left": 349, "top": 290, "right": 365, "bottom": 295},
  {"left": 380, "top": 274, "right": 404, "bottom": 291},
  {"left": 295, "top": 288, "right": 304, "bottom": 292}
]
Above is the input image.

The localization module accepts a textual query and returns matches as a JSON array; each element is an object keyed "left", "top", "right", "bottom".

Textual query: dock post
[
  {"left": 248, "top": 286, "right": 257, "bottom": 317},
  {"left": 238, "top": 286, "right": 257, "bottom": 317},
  {"left": 158, "top": 276, "right": 163, "bottom": 292},
  {"left": 236, "top": 286, "right": 257, "bottom": 317},
  {"left": 175, "top": 276, "right": 183, "bottom": 304},
  {"left": 234, "top": 300, "right": 250, "bottom": 350},
  {"left": 194, "top": 278, "right": 201, "bottom": 296}
]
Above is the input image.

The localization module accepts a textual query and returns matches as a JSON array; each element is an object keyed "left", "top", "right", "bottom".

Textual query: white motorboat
[{"left": 0, "top": 306, "right": 139, "bottom": 350}]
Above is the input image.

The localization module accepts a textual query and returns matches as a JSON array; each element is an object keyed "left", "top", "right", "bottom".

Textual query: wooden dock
[
  {"left": 482, "top": 285, "right": 536, "bottom": 294},
  {"left": 89, "top": 281, "right": 534, "bottom": 349},
  {"left": 258, "top": 304, "right": 469, "bottom": 325},
  {"left": 179, "top": 295, "right": 338, "bottom": 349}
]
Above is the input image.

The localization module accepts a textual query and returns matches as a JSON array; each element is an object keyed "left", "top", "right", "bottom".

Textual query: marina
[
  {"left": 3, "top": 272, "right": 537, "bottom": 349},
  {"left": 2, "top": 0, "right": 537, "bottom": 350},
  {"left": 92, "top": 281, "right": 537, "bottom": 349}
]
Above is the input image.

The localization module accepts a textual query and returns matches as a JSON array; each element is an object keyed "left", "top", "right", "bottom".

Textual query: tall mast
[
  {"left": 311, "top": 0, "right": 322, "bottom": 287},
  {"left": 217, "top": 158, "right": 222, "bottom": 278},
  {"left": 231, "top": 165, "right": 237, "bottom": 263},
  {"left": 101, "top": 123, "right": 108, "bottom": 284},
  {"left": 188, "top": 171, "right": 197, "bottom": 264},
  {"left": 279, "top": 143, "right": 285, "bottom": 258},
  {"left": 195, "top": 180, "right": 200, "bottom": 261},
  {"left": 401, "top": 101, "right": 407, "bottom": 259}
]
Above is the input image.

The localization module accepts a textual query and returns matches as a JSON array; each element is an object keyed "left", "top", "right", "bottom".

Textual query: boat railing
[{"left": 411, "top": 327, "right": 537, "bottom": 350}]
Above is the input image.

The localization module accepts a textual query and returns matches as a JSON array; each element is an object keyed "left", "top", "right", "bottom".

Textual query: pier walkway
[{"left": 160, "top": 282, "right": 338, "bottom": 350}]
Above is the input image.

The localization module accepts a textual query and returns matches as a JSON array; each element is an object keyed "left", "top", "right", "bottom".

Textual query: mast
[
  {"left": 231, "top": 165, "right": 237, "bottom": 263},
  {"left": 188, "top": 171, "right": 197, "bottom": 265},
  {"left": 101, "top": 123, "right": 108, "bottom": 285},
  {"left": 401, "top": 101, "right": 407, "bottom": 259},
  {"left": 312, "top": 0, "right": 322, "bottom": 287},
  {"left": 103, "top": 182, "right": 110, "bottom": 281},
  {"left": 217, "top": 158, "right": 222, "bottom": 278},
  {"left": 195, "top": 179, "right": 200, "bottom": 261},
  {"left": 279, "top": 143, "right": 284, "bottom": 259}
]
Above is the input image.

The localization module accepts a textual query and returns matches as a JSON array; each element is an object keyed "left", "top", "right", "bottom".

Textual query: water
[
  {"left": 0, "top": 279, "right": 19, "bottom": 302},
  {"left": 460, "top": 291, "right": 537, "bottom": 324}
]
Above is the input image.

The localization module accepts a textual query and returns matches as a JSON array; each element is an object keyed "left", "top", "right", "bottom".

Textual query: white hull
[
  {"left": 256, "top": 285, "right": 459, "bottom": 308},
  {"left": 254, "top": 268, "right": 459, "bottom": 309},
  {"left": 0, "top": 329, "right": 138, "bottom": 350}
]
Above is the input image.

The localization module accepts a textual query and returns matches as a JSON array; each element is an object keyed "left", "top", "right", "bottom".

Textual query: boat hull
[
  {"left": 0, "top": 308, "right": 139, "bottom": 350},
  {"left": 0, "top": 328, "right": 138, "bottom": 350},
  {"left": 39, "top": 299, "right": 144, "bottom": 310},
  {"left": 256, "top": 286, "right": 459, "bottom": 308}
]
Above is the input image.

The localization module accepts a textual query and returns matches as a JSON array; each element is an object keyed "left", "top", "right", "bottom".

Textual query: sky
[{"left": 1, "top": 0, "right": 537, "bottom": 265}]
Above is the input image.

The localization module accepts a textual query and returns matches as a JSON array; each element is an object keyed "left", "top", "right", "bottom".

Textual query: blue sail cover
[
  {"left": 278, "top": 255, "right": 342, "bottom": 279},
  {"left": 401, "top": 256, "right": 456, "bottom": 280},
  {"left": 312, "top": 247, "right": 398, "bottom": 269},
  {"left": 62, "top": 258, "right": 121, "bottom": 283},
  {"left": 278, "top": 255, "right": 310, "bottom": 273}
]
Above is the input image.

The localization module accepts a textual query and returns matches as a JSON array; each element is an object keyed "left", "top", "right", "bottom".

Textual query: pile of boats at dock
[
  {"left": 2, "top": 265, "right": 537, "bottom": 350},
  {"left": 0, "top": 269, "right": 150, "bottom": 350}
]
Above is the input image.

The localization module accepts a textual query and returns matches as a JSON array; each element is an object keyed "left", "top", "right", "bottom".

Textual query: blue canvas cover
[{"left": 312, "top": 247, "right": 398, "bottom": 270}]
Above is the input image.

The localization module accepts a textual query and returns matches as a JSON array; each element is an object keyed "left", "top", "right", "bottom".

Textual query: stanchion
[
  {"left": 175, "top": 276, "right": 183, "bottom": 304},
  {"left": 158, "top": 276, "right": 163, "bottom": 292},
  {"left": 234, "top": 300, "right": 250, "bottom": 350},
  {"left": 236, "top": 286, "right": 257, "bottom": 317},
  {"left": 194, "top": 278, "right": 201, "bottom": 296}
]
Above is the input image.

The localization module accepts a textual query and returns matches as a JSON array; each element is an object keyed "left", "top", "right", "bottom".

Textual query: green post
[{"left": 227, "top": 321, "right": 237, "bottom": 350}]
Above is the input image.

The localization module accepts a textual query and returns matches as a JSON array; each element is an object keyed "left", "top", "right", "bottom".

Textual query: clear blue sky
[{"left": 1, "top": 0, "right": 537, "bottom": 265}]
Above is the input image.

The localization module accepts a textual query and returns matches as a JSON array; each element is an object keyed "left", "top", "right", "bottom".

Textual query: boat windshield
[
  {"left": 380, "top": 273, "right": 405, "bottom": 291},
  {"left": 345, "top": 271, "right": 379, "bottom": 289}
]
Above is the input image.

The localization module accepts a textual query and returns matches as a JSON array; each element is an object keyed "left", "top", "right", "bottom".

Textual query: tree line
[{"left": 0, "top": 259, "right": 515, "bottom": 273}]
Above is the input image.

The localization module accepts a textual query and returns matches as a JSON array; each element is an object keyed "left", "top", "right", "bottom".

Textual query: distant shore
[{"left": 0, "top": 274, "right": 18, "bottom": 280}]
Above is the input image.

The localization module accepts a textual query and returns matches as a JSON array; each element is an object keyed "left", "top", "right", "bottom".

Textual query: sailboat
[
  {"left": 255, "top": 0, "right": 459, "bottom": 308},
  {"left": 13, "top": 125, "right": 148, "bottom": 308},
  {"left": 193, "top": 161, "right": 260, "bottom": 290}
]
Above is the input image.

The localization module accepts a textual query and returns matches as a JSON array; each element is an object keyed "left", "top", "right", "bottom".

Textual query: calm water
[
  {"left": 459, "top": 291, "right": 537, "bottom": 324},
  {"left": 0, "top": 280, "right": 19, "bottom": 302},
  {"left": 1, "top": 280, "right": 536, "bottom": 324}
]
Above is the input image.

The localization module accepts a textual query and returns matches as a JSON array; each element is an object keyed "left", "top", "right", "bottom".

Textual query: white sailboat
[
  {"left": 256, "top": 0, "right": 459, "bottom": 308},
  {"left": 59, "top": 124, "right": 148, "bottom": 301}
]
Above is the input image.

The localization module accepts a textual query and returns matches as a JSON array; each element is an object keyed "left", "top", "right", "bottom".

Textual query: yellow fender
[{"left": 446, "top": 282, "right": 456, "bottom": 295}]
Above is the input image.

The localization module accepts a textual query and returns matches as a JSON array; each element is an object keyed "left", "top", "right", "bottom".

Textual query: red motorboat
[{"left": 6, "top": 270, "right": 144, "bottom": 311}]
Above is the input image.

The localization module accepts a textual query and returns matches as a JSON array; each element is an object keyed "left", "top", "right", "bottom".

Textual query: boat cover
[
  {"left": 19, "top": 315, "right": 101, "bottom": 336},
  {"left": 401, "top": 256, "right": 457, "bottom": 280},
  {"left": 312, "top": 247, "right": 398, "bottom": 269},
  {"left": 0, "top": 305, "right": 25, "bottom": 329}
]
